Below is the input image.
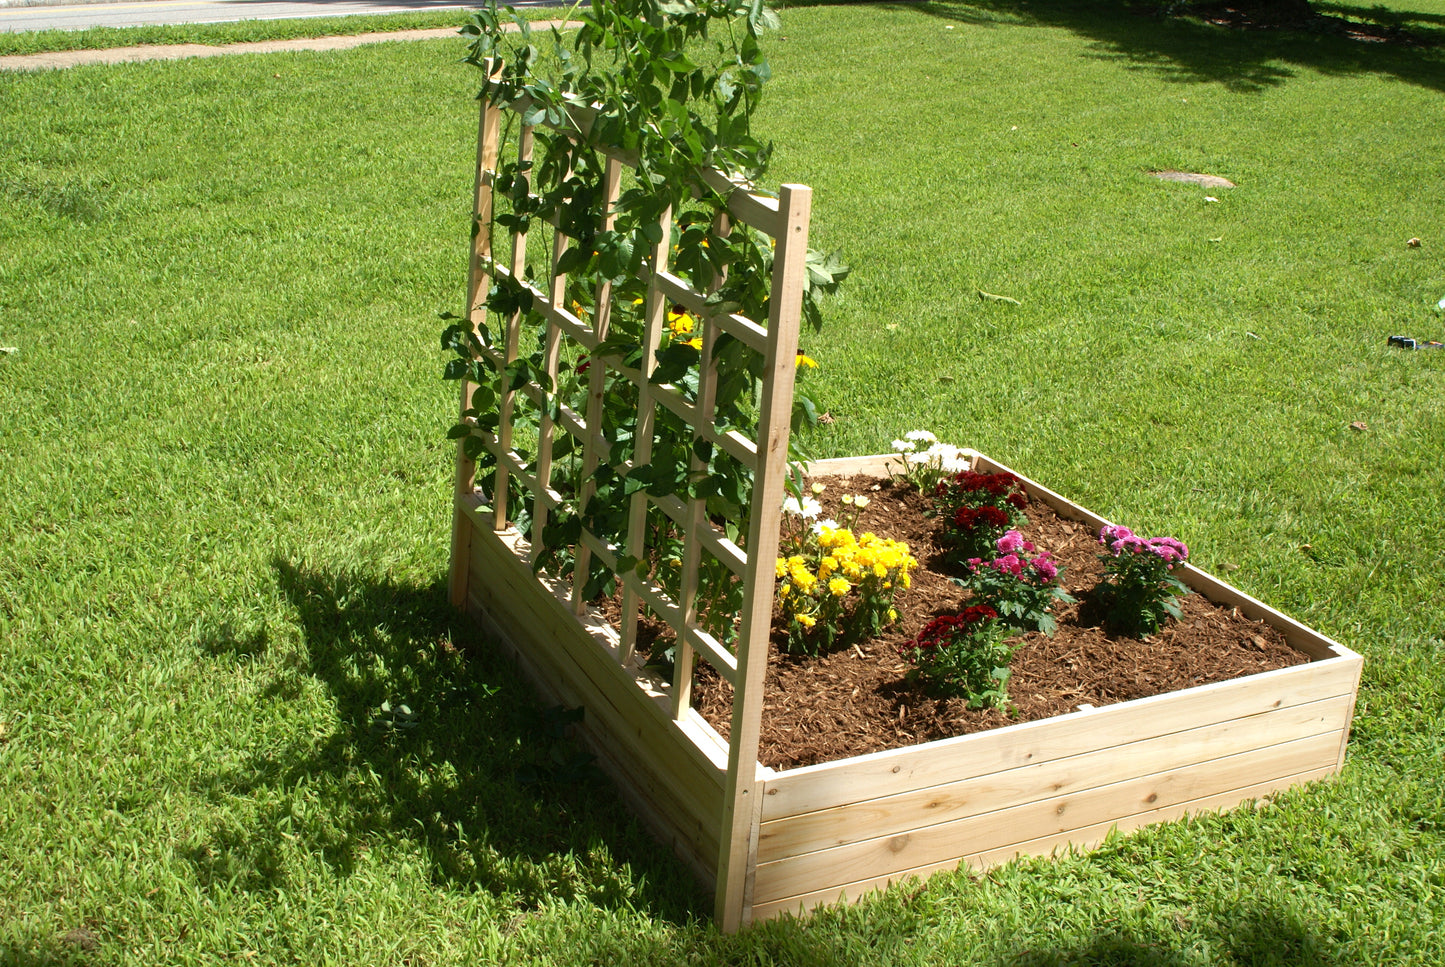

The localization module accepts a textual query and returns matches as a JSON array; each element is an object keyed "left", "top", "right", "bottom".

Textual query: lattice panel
[{"left": 455, "top": 67, "right": 812, "bottom": 726}]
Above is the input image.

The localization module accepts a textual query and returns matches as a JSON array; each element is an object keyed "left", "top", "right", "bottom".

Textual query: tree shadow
[
  {"left": 1002, "top": 902, "right": 1341, "bottom": 965},
  {"left": 188, "top": 557, "right": 708, "bottom": 923},
  {"left": 798, "top": 0, "right": 1445, "bottom": 94}
]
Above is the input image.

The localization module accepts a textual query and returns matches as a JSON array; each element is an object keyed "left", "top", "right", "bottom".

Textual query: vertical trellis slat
[
  {"left": 448, "top": 78, "right": 501, "bottom": 610},
  {"left": 491, "top": 123, "right": 536, "bottom": 533},
  {"left": 618, "top": 204, "right": 674, "bottom": 666},
  {"left": 571, "top": 156, "right": 624, "bottom": 613},
  {"left": 529, "top": 201, "right": 571, "bottom": 565}
]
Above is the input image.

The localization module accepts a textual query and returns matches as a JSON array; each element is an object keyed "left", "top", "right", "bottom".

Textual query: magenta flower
[
  {"left": 996, "top": 530, "right": 1026, "bottom": 554},
  {"left": 1029, "top": 554, "right": 1059, "bottom": 582},
  {"left": 1099, "top": 524, "right": 1134, "bottom": 546}
]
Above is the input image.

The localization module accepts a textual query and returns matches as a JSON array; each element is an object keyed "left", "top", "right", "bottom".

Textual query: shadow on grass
[
  {"left": 189, "top": 557, "right": 707, "bottom": 923},
  {"left": 1003, "top": 903, "right": 1340, "bottom": 965},
  {"left": 796, "top": 0, "right": 1445, "bottom": 94}
]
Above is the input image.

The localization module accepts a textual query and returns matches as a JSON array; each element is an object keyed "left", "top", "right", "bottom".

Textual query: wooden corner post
[
  {"left": 716, "top": 184, "right": 813, "bottom": 932},
  {"left": 449, "top": 62, "right": 503, "bottom": 609}
]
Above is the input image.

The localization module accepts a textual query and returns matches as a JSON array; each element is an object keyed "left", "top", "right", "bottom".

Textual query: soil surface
[{"left": 683, "top": 475, "right": 1307, "bottom": 770}]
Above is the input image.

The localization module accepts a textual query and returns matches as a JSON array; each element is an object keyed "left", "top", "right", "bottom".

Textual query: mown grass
[
  {"left": 0, "top": 7, "right": 559, "bottom": 57},
  {"left": 2, "top": 2, "right": 1443, "bottom": 964}
]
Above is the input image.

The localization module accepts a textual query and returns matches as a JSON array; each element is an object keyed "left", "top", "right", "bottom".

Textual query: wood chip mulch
[{"left": 680, "top": 476, "right": 1307, "bottom": 770}]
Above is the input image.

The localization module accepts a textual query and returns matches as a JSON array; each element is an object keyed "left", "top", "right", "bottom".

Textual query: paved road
[{"left": 0, "top": 0, "right": 559, "bottom": 32}]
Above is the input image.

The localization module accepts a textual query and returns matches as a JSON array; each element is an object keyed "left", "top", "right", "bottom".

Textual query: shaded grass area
[{"left": 2, "top": 3, "right": 1444, "bottom": 964}]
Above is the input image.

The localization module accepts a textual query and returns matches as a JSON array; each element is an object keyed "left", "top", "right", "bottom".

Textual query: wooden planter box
[{"left": 452, "top": 450, "right": 1362, "bottom": 925}]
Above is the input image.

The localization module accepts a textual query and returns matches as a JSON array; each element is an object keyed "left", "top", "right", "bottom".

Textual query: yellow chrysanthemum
[
  {"left": 797, "top": 614, "right": 816, "bottom": 629},
  {"left": 776, "top": 558, "right": 788, "bottom": 578}
]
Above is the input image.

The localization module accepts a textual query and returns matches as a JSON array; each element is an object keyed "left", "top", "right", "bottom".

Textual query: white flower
[
  {"left": 810, "top": 482, "right": 827, "bottom": 495},
  {"left": 905, "top": 430, "right": 938, "bottom": 443},
  {"left": 891, "top": 439, "right": 916, "bottom": 453},
  {"left": 853, "top": 495, "right": 870, "bottom": 509},
  {"left": 841, "top": 494, "right": 853, "bottom": 505},
  {"left": 810, "top": 518, "right": 839, "bottom": 536},
  {"left": 783, "top": 495, "right": 821, "bottom": 519},
  {"left": 906, "top": 451, "right": 932, "bottom": 466}
]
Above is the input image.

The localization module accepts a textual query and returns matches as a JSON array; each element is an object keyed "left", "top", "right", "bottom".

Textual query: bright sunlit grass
[{"left": 2, "top": 2, "right": 1443, "bottom": 963}]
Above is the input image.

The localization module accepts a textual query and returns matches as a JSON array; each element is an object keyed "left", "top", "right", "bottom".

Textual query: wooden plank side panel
[
  {"left": 761, "top": 654, "right": 1360, "bottom": 822},
  {"left": 750, "top": 765, "right": 1337, "bottom": 922},
  {"left": 756, "top": 694, "right": 1353, "bottom": 864},
  {"left": 751, "top": 731, "right": 1343, "bottom": 905},
  {"left": 465, "top": 521, "right": 726, "bottom": 861}
]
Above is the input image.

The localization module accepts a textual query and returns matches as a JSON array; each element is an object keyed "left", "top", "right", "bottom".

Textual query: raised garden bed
[
  {"left": 453, "top": 450, "right": 1361, "bottom": 923},
  {"left": 445, "top": 24, "right": 1359, "bottom": 928}
]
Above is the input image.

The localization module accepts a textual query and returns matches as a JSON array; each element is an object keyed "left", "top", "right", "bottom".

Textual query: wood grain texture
[{"left": 750, "top": 765, "right": 1337, "bottom": 921}]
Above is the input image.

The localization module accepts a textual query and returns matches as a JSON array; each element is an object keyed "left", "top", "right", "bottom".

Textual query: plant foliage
[{"left": 443, "top": 0, "right": 847, "bottom": 644}]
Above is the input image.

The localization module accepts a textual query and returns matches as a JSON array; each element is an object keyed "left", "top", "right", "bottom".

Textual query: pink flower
[
  {"left": 1029, "top": 554, "right": 1058, "bottom": 582},
  {"left": 1099, "top": 524, "right": 1133, "bottom": 546},
  {"left": 989, "top": 554, "right": 1024, "bottom": 577},
  {"left": 996, "top": 530, "right": 1026, "bottom": 554}
]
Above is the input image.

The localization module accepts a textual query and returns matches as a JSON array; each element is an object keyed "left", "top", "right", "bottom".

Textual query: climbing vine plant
[{"left": 442, "top": 0, "right": 847, "bottom": 646}]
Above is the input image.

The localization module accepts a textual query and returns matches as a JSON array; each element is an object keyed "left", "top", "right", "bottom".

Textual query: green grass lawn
[
  {"left": 0, "top": 7, "right": 564, "bottom": 58},
  {"left": 2, "top": 2, "right": 1444, "bottom": 964}
]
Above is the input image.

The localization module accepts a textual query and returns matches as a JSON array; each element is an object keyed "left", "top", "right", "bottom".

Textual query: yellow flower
[
  {"left": 667, "top": 310, "right": 694, "bottom": 335},
  {"left": 684, "top": 337, "right": 702, "bottom": 350},
  {"left": 888, "top": 608, "right": 898, "bottom": 622},
  {"left": 797, "top": 614, "right": 816, "bottom": 629},
  {"left": 900, "top": 572, "right": 912, "bottom": 589},
  {"left": 796, "top": 353, "right": 818, "bottom": 369},
  {"left": 828, "top": 577, "right": 851, "bottom": 598},
  {"left": 776, "top": 558, "right": 788, "bottom": 578},
  {"left": 779, "top": 583, "right": 791, "bottom": 598}
]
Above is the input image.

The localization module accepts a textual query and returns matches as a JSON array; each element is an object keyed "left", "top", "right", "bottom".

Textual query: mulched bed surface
[{"left": 684, "top": 475, "right": 1307, "bottom": 770}]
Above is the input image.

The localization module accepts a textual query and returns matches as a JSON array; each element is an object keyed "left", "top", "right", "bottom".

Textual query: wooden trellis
[{"left": 447, "top": 62, "right": 812, "bottom": 929}]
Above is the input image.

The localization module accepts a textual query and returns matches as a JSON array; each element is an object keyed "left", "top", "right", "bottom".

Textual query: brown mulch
[{"left": 673, "top": 475, "right": 1307, "bottom": 771}]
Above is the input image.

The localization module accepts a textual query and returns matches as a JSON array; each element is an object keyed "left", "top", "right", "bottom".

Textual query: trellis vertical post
[
  {"left": 449, "top": 61, "right": 503, "bottom": 609},
  {"left": 716, "top": 184, "right": 812, "bottom": 931}
]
